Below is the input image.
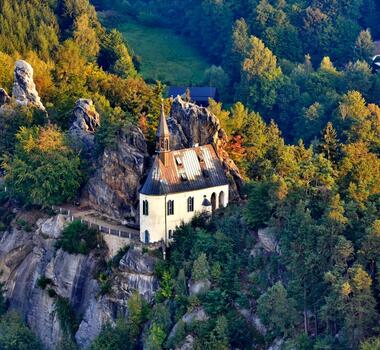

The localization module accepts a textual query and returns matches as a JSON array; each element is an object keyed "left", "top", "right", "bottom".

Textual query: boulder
[
  {"left": 85, "top": 126, "right": 149, "bottom": 223},
  {"left": 176, "top": 334, "right": 195, "bottom": 350},
  {"left": 267, "top": 338, "right": 284, "bottom": 350},
  {"left": 257, "top": 227, "right": 279, "bottom": 253},
  {"left": 188, "top": 279, "right": 211, "bottom": 295},
  {"left": 181, "top": 307, "right": 208, "bottom": 324},
  {"left": 12, "top": 60, "right": 45, "bottom": 111},
  {"left": 168, "top": 96, "right": 243, "bottom": 200},
  {"left": 37, "top": 214, "right": 67, "bottom": 239},
  {"left": 68, "top": 99, "right": 100, "bottom": 154},
  {"left": 168, "top": 307, "right": 208, "bottom": 343},
  {"left": 238, "top": 308, "right": 267, "bottom": 336}
]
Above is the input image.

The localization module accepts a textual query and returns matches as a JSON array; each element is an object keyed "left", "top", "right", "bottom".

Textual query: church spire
[{"left": 156, "top": 102, "right": 170, "bottom": 165}]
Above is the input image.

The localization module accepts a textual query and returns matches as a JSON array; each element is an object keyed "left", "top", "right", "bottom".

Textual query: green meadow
[{"left": 100, "top": 13, "right": 210, "bottom": 86}]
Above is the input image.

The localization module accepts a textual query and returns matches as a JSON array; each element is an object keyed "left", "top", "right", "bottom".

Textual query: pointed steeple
[
  {"left": 156, "top": 102, "right": 170, "bottom": 165},
  {"left": 157, "top": 103, "right": 170, "bottom": 139}
]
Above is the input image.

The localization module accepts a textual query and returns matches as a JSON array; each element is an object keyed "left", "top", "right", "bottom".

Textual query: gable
[{"left": 140, "top": 144, "right": 228, "bottom": 195}]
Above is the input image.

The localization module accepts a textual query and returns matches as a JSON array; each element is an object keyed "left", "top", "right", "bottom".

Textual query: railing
[{"left": 51, "top": 206, "right": 141, "bottom": 241}]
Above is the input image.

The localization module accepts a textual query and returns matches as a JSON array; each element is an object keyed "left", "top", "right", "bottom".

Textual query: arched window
[
  {"left": 167, "top": 200, "right": 174, "bottom": 215},
  {"left": 165, "top": 139, "right": 169, "bottom": 151},
  {"left": 142, "top": 200, "right": 149, "bottom": 215},
  {"left": 144, "top": 230, "right": 150, "bottom": 244},
  {"left": 218, "top": 191, "right": 225, "bottom": 208},
  {"left": 168, "top": 229, "right": 174, "bottom": 239},
  {"left": 211, "top": 193, "right": 216, "bottom": 212},
  {"left": 187, "top": 196, "right": 194, "bottom": 212}
]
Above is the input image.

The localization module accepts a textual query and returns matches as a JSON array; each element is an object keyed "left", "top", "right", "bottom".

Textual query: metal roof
[
  {"left": 167, "top": 87, "right": 217, "bottom": 102},
  {"left": 140, "top": 144, "right": 228, "bottom": 195},
  {"left": 157, "top": 104, "right": 170, "bottom": 138}
]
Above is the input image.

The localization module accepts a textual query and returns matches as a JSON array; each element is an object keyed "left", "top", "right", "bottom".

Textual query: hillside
[
  {"left": 98, "top": 12, "right": 210, "bottom": 86},
  {"left": 0, "top": 0, "right": 380, "bottom": 350}
]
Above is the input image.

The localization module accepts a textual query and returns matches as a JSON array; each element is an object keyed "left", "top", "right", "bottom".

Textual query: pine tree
[
  {"left": 319, "top": 122, "right": 340, "bottom": 164},
  {"left": 343, "top": 265, "right": 378, "bottom": 347},
  {"left": 206, "top": 316, "right": 229, "bottom": 350},
  {"left": 192, "top": 253, "right": 210, "bottom": 281},
  {"left": 354, "top": 29, "right": 376, "bottom": 63},
  {"left": 257, "top": 282, "right": 298, "bottom": 337}
]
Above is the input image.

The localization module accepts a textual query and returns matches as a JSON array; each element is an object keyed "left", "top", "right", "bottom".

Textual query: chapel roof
[
  {"left": 157, "top": 104, "right": 170, "bottom": 138},
  {"left": 140, "top": 144, "right": 228, "bottom": 196}
]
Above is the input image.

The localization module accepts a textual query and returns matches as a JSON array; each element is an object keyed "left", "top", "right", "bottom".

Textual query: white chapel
[{"left": 139, "top": 105, "right": 229, "bottom": 244}]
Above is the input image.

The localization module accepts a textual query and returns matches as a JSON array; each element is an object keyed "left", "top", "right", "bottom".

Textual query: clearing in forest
[{"left": 100, "top": 13, "right": 210, "bottom": 86}]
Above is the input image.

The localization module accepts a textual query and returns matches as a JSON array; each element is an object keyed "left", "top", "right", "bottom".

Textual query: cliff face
[
  {"left": 85, "top": 126, "right": 149, "bottom": 225},
  {"left": 169, "top": 96, "right": 244, "bottom": 200},
  {"left": 84, "top": 96, "right": 243, "bottom": 222},
  {"left": 0, "top": 214, "right": 158, "bottom": 349}
]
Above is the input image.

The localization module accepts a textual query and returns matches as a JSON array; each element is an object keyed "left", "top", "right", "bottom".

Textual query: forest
[{"left": 0, "top": 0, "right": 380, "bottom": 349}]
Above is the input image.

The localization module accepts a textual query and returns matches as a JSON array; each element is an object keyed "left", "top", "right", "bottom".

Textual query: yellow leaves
[
  {"left": 341, "top": 142, "right": 380, "bottom": 203},
  {"left": 242, "top": 36, "right": 282, "bottom": 81},
  {"left": 341, "top": 281, "right": 352, "bottom": 298},
  {"left": 73, "top": 14, "right": 100, "bottom": 59},
  {"left": 37, "top": 126, "right": 67, "bottom": 153},
  {"left": 371, "top": 220, "right": 380, "bottom": 237},
  {"left": 320, "top": 57, "right": 337, "bottom": 73},
  {"left": 341, "top": 266, "right": 372, "bottom": 299},
  {"left": 351, "top": 266, "right": 372, "bottom": 292},
  {"left": 339, "top": 91, "right": 370, "bottom": 121},
  {"left": 17, "top": 125, "right": 68, "bottom": 154}
]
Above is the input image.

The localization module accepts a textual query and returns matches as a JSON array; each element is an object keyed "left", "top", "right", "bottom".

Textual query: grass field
[{"left": 99, "top": 12, "right": 210, "bottom": 86}]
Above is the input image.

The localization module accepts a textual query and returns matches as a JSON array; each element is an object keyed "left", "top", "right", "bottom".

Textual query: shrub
[
  {"left": 36, "top": 276, "right": 52, "bottom": 290},
  {"left": 54, "top": 297, "right": 78, "bottom": 337},
  {"left": 55, "top": 220, "right": 100, "bottom": 255},
  {"left": 47, "top": 289, "right": 57, "bottom": 298},
  {"left": 16, "top": 218, "right": 33, "bottom": 232}
]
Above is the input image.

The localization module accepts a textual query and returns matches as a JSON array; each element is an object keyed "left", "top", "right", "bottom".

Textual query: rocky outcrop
[
  {"left": 176, "top": 335, "right": 195, "bottom": 350},
  {"left": 168, "top": 307, "right": 208, "bottom": 343},
  {"left": 12, "top": 60, "right": 45, "bottom": 111},
  {"left": 85, "top": 126, "right": 149, "bottom": 224},
  {"left": 0, "top": 215, "right": 159, "bottom": 349},
  {"left": 257, "top": 227, "right": 279, "bottom": 254},
  {"left": 0, "top": 88, "right": 10, "bottom": 106},
  {"left": 69, "top": 99, "right": 100, "bottom": 154},
  {"left": 238, "top": 308, "right": 267, "bottom": 336},
  {"left": 188, "top": 279, "right": 211, "bottom": 295},
  {"left": 117, "top": 248, "right": 158, "bottom": 300},
  {"left": 169, "top": 96, "right": 243, "bottom": 200}
]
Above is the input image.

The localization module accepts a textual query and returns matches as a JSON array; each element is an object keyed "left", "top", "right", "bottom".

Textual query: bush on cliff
[{"left": 56, "top": 220, "right": 100, "bottom": 255}]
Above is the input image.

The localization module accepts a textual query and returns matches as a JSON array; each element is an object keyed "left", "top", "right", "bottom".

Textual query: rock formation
[
  {"left": 68, "top": 99, "right": 100, "bottom": 154},
  {"left": 0, "top": 88, "right": 10, "bottom": 106},
  {"left": 0, "top": 214, "right": 158, "bottom": 349},
  {"left": 168, "top": 96, "right": 243, "bottom": 200},
  {"left": 12, "top": 60, "right": 45, "bottom": 111},
  {"left": 85, "top": 126, "right": 149, "bottom": 224}
]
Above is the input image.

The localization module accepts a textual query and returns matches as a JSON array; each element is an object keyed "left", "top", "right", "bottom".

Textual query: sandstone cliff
[
  {"left": 84, "top": 96, "right": 243, "bottom": 222},
  {"left": 12, "top": 60, "right": 46, "bottom": 111},
  {"left": 169, "top": 96, "right": 244, "bottom": 200},
  {"left": 85, "top": 126, "right": 149, "bottom": 225},
  {"left": 0, "top": 214, "right": 158, "bottom": 349},
  {"left": 68, "top": 99, "right": 100, "bottom": 154}
]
